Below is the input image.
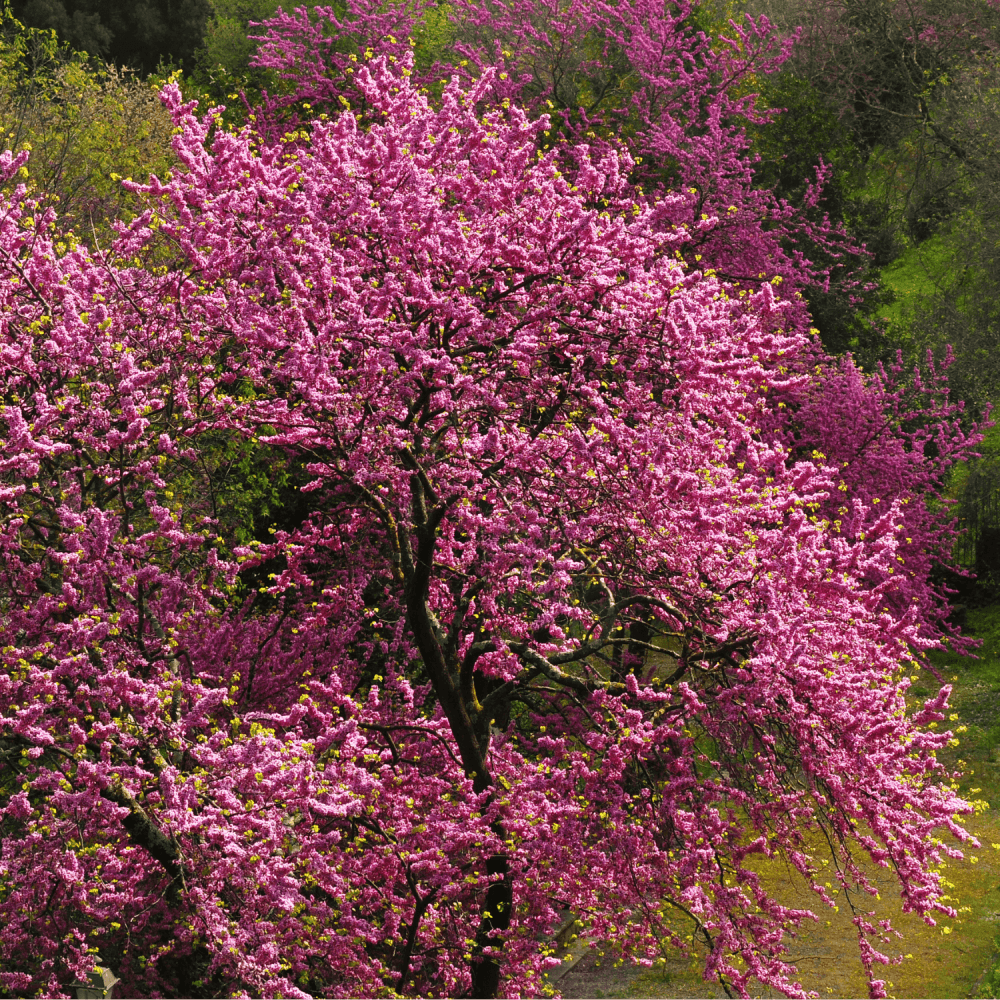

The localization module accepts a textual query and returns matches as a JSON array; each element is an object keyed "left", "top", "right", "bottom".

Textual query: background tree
[
  {"left": 740, "top": 0, "right": 1000, "bottom": 598},
  {"left": 736, "top": 0, "right": 998, "bottom": 359},
  {"left": 9, "top": 0, "right": 213, "bottom": 72},
  {"left": 188, "top": 0, "right": 339, "bottom": 113},
  {"left": 891, "top": 44, "right": 1000, "bottom": 414},
  {"left": 744, "top": 69, "right": 897, "bottom": 359}
]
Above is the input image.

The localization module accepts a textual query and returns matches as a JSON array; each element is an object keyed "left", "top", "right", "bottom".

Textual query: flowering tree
[
  {"left": 250, "top": 0, "right": 861, "bottom": 314},
  {"left": 0, "top": 54, "right": 981, "bottom": 1000},
  {"left": 775, "top": 349, "right": 981, "bottom": 644}
]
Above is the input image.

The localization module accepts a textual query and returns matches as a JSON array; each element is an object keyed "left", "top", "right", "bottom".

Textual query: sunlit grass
[{"left": 878, "top": 232, "right": 961, "bottom": 329}]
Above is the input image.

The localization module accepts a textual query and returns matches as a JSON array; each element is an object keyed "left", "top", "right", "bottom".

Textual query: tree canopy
[
  {"left": 9, "top": 0, "right": 212, "bottom": 72},
  {"left": 0, "top": 3, "right": 992, "bottom": 999}
]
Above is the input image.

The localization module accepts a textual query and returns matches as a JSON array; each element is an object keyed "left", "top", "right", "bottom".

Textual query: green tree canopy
[{"left": 0, "top": 12, "right": 176, "bottom": 242}]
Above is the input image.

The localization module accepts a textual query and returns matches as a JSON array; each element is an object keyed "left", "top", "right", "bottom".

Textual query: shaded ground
[{"left": 556, "top": 947, "right": 725, "bottom": 999}]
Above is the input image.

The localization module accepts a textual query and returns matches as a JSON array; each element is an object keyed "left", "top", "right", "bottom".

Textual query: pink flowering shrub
[{"left": 0, "top": 56, "right": 982, "bottom": 1000}]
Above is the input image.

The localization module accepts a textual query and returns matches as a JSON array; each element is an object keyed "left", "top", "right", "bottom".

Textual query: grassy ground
[
  {"left": 877, "top": 232, "right": 960, "bottom": 330},
  {"left": 556, "top": 605, "right": 1000, "bottom": 999}
]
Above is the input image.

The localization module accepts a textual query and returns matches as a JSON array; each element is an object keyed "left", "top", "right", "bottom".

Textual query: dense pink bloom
[{"left": 251, "top": 0, "right": 858, "bottom": 319}]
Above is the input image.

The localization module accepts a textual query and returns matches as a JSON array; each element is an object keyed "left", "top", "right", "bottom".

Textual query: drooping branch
[{"left": 99, "top": 784, "right": 185, "bottom": 904}]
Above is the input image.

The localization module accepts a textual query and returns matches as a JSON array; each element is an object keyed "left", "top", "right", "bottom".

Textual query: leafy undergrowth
[{"left": 592, "top": 605, "right": 1000, "bottom": 1000}]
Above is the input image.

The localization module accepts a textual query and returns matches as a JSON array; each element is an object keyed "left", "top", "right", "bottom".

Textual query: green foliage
[
  {"left": 745, "top": 72, "right": 901, "bottom": 361},
  {"left": 879, "top": 233, "right": 955, "bottom": 311},
  {"left": 410, "top": 0, "right": 455, "bottom": 74},
  {"left": 749, "top": 72, "right": 857, "bottom": 207},
  {"left": 0, "top": 11, "right": 176, "bottom": 243},
  {"left": 978, "top": 960, "right": 1000, "bottom": 999},
  {"left": 187, "top": 0, "right": 354, "bottom": 122},
  {"left": 947, "top": 425, "right": 1000, "bottom": 597},
  {"left": 188, "top": 0, "right": 282, "bottom": 110},
  {"left": 740, "top": 0, "right": 1000, "bottom": 390},
  {"left": 160, "top": 434, "right": 296, "bottom": 549}
]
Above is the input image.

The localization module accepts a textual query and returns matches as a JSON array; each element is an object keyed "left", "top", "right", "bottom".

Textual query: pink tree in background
[
  {"left": 776, "top": 350, "right": 983, "bottom": 650},
  {"left": 0, "top": 44, "right": 983, "bottom": 1000}
]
